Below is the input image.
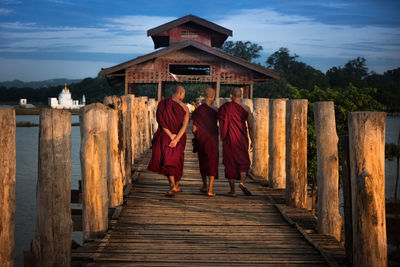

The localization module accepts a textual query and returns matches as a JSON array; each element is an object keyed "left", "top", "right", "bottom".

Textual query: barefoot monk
[
  {"left": 218, "top": 87, "right": 254, "bottom": 196},
  {"left": 147, "top": 85, "right": 189, "bottom": 196},
  {"left": 191, "top": 88, "right": 219, "bottom": 196}
]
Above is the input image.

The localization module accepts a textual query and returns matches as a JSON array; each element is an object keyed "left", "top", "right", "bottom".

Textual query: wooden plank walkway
[{"left": 72, "top": 131, "right": 343, "bottom": 266}]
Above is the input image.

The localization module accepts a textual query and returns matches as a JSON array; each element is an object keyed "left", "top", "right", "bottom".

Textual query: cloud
[
  {"left": 0, "top": 9, "right": 398, "bottom": 77},
  {"left": 0, "top": 8, "right": 13, "bottom": 15},
  {"left": 215, "top": 8, "right": 400, "bottom": 63}
]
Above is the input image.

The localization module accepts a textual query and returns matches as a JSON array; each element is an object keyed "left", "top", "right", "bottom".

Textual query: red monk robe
[
  {"left": 191, "top": 103, "right": 219, "bottom": 179},
  {"left": 218, "top": 101, "right": 250, "bottom": 180},
  {"left": 147, "top": 98, "right": 186, "bottom": 182}
]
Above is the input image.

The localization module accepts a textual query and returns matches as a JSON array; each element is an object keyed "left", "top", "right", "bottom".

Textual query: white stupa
[{"left": 48, "top": 84, "right": 85, "bottom": 109}]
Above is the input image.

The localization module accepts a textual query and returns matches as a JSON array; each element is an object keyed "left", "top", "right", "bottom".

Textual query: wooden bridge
[
  {"left": 1, "top": 99, "right": 388, "bottom": 267},
  {"left": 71, "top": 130, "right": 345, "bottom": 266}
]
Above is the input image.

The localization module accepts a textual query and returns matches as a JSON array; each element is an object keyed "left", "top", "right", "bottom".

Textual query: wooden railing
[{"left": 0, "top": 97, "right": 387, "bottom": 267}]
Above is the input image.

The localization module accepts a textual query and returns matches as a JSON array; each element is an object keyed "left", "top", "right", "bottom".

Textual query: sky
[{"left": 0, "top": 0, "right": 399, "bottom": 81}]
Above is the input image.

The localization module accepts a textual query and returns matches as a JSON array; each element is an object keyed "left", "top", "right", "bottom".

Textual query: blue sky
[{"left": 0, "top": 0, "right": 399, "bottom": 81}]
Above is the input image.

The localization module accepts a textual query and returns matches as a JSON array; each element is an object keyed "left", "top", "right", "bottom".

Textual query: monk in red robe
[
  {"left": 147, "top": 85, "right": 189, "bottom": 196},
  {"left": 191, "top": 88, "right": 219, "bottom": 196},
  {"left": 218, "top": 87, "right": 254, "bottom": 196}
]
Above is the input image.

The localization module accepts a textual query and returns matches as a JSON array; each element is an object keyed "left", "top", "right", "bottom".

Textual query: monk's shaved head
[
  {"left": 230, "top": 87, "right": 243, "bottom": 99},
  {"left": 173, "top": 85, "right": 185, "bottom": 95},
  {"left": 204, "top": 87, "right": 216, "bottom": 99}
]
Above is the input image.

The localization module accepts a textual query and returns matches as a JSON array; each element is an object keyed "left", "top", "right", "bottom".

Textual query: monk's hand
[
  {"left": 250, "top": 143, "right": 254, "bottom": 152},
  {"left": 169, "top": 138, "right": 178, "bottom": 148},
  {"left": 170, "top": 134, "right": 177, "bottom": 140}
]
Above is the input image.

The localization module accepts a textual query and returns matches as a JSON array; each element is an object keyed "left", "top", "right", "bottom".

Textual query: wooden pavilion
[{"left": 99, "top": 14, "right": 279, "bottom": 101}]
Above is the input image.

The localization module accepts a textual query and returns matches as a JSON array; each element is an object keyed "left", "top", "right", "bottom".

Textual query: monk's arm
[
  {"left": 162, "top": 127, "right": 176, "bottom": 140},
  {"left": 169, "top": 105, "right": 189, "bottom": 148},
  {"left": 174, "top": 108, "right": 189, "bottom": 141},
  {"left": 192, "top": 124, "right": 197, "bottom": 135}
]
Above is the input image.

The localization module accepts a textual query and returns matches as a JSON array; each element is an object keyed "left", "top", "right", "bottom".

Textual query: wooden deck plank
[{"left": 72, "top": 131, "right": 345, "bottom": 266}]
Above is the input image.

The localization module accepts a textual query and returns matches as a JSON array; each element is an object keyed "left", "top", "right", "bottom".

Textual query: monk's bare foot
[
  {"left": 165, "top": 188, "right": 177, "bottom": 197},
  {"left": 175, "top": 187, "right": 183, "bottom": 192},
  {"left": 239, "top": 183, "right": 252, "bottom": 196},
  {"left": 200, "top": 187, "right": 208, "bottom": 193},
  {"left": 225, "top": 192, "right": 236, "bottom": 197},
  {"left": 208, "top": 192, "right": 216, "bottom": 197}
]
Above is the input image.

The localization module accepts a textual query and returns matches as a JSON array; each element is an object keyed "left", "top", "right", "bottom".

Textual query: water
[{"left": 15, "top": 115, "right": 82, "bottom": 266}]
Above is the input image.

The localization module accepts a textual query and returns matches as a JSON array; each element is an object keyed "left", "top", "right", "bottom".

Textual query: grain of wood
[
  {"left": 31, "top": 109, "right": 72, "bottom": 266},
  {"left": 314, "top": 102, "right": 341, "bottom": 240},
  {"left": 286, "top": 99, "right": 307, "bottom": 208},
  {"left": 252, "top": 98, "right": 269, "bottom": 181},
  {"left": 0, "top": 109, "right": 15, "bottom": 267},
  {"left": 348, "top": 112, "right": 387, "bottom": 267},
  {"left": 269, "top": 99, "right": 287, "bottom": 189},
  {"left": 80, "top": 103, "right": 109, "bottom": 241}
]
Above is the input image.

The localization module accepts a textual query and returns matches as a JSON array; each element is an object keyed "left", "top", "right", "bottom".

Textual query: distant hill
[{"left": 0, "top": 78, "right": 82, "bottom": 89}]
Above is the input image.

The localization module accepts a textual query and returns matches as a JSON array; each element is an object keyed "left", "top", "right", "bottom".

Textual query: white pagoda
[{"left": 48, "top": 84, "right": 85, "bottom": 109}]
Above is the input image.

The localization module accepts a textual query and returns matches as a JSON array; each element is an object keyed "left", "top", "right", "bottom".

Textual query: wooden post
[
  {"left": 348, "top": 112, "right": 387, "bottom": 267},
  {"left": 104, "top": 100, "right": 123, "bottom": 208},
  {"left": 141, "top": 96, "right": 150, "bottom": 150},
  {"left": 148, "top": 98, "right": 157, "bottom": 138},
  {"left": 127, "top": 95, "right": 136, "bottom": 178},
  {"left": 314, "top": 102, "right": 341, "bottom": 240},
  {"left": 269, "top": 99, "right": 287, "bottom": 189},
  {"left": 124, "top": 70, "right": 128, "bottom": 95},
  {"left": 104, "top": 95, "right": 126, "bottom": 188},
  {"left": 122, "top": 95, "right": 133, "bottom": 183},
  {"left": 0, "top": 109, "right": 15, "bottom": 267},
  {"left": 286, "top": 99, "right": 308, "bottom": 208},
  {"left": 31, "top": 109, "right": 72, "bottom": 266},
  {"left": 241, "top": 98, "right": 254, "bottom": 165},
  {"left": 215, "top": 71, "right": 221, "bottom": 107},
  {"left": 340, "top": 135, "right": 353, "bottom": 265},
  {"left": 132, "top": 97, "right": 141, "bottom": 160},
  {"left": 250, "top": 81, "right": 254, "bottom": 99},
  {"left": 252, "top": 98, "right": 269, "bottom": 181},
  {"left": 80, "top": 103, "right": 109, "bottom": 241},
  {"left": 157, "top": 77, "right": 162, "bottom": 101}
]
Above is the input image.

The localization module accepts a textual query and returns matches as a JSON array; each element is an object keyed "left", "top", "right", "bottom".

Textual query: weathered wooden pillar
[
  {"left": 104, "top": 98, "right": 123, "bottom": 208},
  {"left": 269, "top": 99, "right": 287, "bottom": 188},
  {"left": 127, "top": 95, "right": 136, "bottom": 178},
  {"left": 132, "top": 97, "right": 141, "bottom": 160},
  {"left": 314, "top": 102, "right": 341, "bottom": 240},
  {"left": 122, "top": 95, "right": 134, "bottom": 182},
  {"left": 286, "top": 99, "right": 308, "bottom": 208},
  {"left": 141, "top": 96, "right": 150, "bottom": 150},
  {"left": 157, "top": 77, "right": 162, "bottom": 101},
  {"left": 104, "top": 95, "right": 126, "bottom": 188},
  {"left": 252, "top": 98, "right": 269, "bottom": 181},
  {"left": 138, "top": 97, "right": 147, "bottom": 155},
  {"left": 80, "top": 103, "right": 109, "bottom": 241},
  {"left": 241, "top": 98, "right": 254, "bottom": 165},
  {"left": 148, "top": 98, "right": 158, "bottom": 139},
  {"left": 348, "top": 112, "right": 387, "bottom": 267},
  {"left": 0, "top": 109, "right": 15, "bottom": 267},
  {"left": 31, "top": 109, "right": 72, "bottom": 266}
]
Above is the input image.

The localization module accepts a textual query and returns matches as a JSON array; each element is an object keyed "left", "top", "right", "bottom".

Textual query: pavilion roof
[{"left": 99, "top": 39, "right": 279, "bottom": 80}]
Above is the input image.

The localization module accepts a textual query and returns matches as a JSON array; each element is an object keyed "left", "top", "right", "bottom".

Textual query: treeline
[{"left": 0, "top": 76, "right": 123, "bottom": 105}]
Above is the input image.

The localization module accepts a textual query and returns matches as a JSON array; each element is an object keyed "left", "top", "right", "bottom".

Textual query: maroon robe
[
  {"left": 147, "top": 98, "right": 186, "bottom": 182},
  {"left": 218, "top": 101, "right": 250, "bottom": 180},
  {"left": 191, "top": 103, "right": 219, "bottom": 179}
]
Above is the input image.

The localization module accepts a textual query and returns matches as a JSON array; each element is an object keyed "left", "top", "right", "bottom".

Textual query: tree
[
  {"left": 326, "top": 57, "right": 368, "bottom": 88},
  {"left": 222, "top": 41, "right": 263, "bottom": 62},
  {"left": 265, "top": 47, "right": 329, "bottom": 90}
]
